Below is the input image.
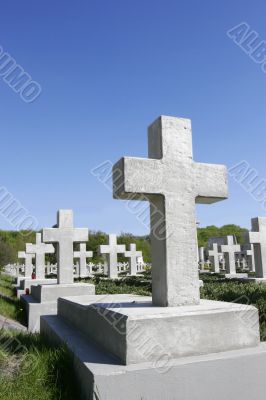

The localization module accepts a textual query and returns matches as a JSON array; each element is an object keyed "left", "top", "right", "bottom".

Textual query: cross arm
[
  {"left": 43, "top": 228, "right": 60, "bottom": 243},
  {"left": 193, "top": 163, "right": 228, "bottom": 204},
  {"left": 99, "top": 245, "right": 110, "bottom": 254},
  {"left": 221, "top": 244, "right": 241, "bottom": 253},
  {"left": 248, "top": 231, "right": 261, "bottom": 244},
  {"left": 113, "top": 157, "right": 162, "bottom": 200},
  {"left": 26, "top": 243, "right": 37, "bottom": 254},
  {"left": 73, "top": 228, "right": 89, "bottom": 242}
]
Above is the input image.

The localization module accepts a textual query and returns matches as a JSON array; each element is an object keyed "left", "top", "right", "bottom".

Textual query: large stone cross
[
  {"left": 124, "top": 244, "right": 142, "bottom": 275},
  {"left": 99, "top": 234, "right": 125, "bottom": 279},
  {"left": 207, "top": 243, "right": 221, "bottom": 273},
  {"left": 74, "top": 243, "right": 93, "bottom": 277},
  {"left": 247, "top": 217, "right": 266, "bottom": 278},
  {"left": 220, "top": 236, "right": 240, "bottom": 275},
  {"left": 43, "top": 210, "right": 88, "bottom": 284},
  {"left": 26, "top": 233, "right": 55, "bottom": 279},
  {"left": 113, "top": 116, "right": 228, "bottom": 306},
  {"left": 18, "top": 250, "right": 35, "bottom": 278}
]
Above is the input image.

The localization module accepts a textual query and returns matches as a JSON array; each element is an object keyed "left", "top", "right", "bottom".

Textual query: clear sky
[{"left": 0, "top": 0, "right": 266, "bottom": 235}]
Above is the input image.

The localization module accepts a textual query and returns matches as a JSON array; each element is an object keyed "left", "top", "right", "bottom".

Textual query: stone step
[
  {"left": 57, "top": 294, "right": 260, "bottom": 365},
  {"left": 41, "top": 314, "right": 266, "bottom": 400}
]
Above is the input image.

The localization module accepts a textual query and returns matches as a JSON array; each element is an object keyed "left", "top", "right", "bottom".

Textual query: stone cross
[
  {"left": 124, "top": 244, "right": 142, "bottom": 275},
  {"left": 43, "top": 210, "right": 88, "bottom": 284},
  {"left": 113, "top": 115, "right": 227, "bottom": 306},
  {"left": 99, "top": 234, "right": 126, "bottom": 279},
  {"left": 245, "top": 245, "right": 255, "bottom": 272},
  {"left": 198, "top": 247, "right": 205, "bottom": 270},
  {"left": 74, "top": 243, "right": 93, "bottom": 277},
  {"left": 247, "top": 217, "right": 266, "bottom": 278},
  {"left": 18, "top": 250, "right": 35, "bottom": 277},
  {"left": 26, "top": 233, "right": 55, "bottom": 279},
  {"left": 220, "top": 236, "right": 240, "bottom": 275},
  {"left": 207, "top": 243, "right": 221, "bottom": 273}
]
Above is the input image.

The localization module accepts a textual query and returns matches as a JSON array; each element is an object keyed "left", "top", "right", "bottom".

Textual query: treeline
[
  {"left": 0, "top": 230, "right": 151, "bottom": 267},
  {"left": 0, "top": 224, "right": 248, "bottom": 268},
  {"left": 197, "top": 224, "right": 248, "bottom": 247}
]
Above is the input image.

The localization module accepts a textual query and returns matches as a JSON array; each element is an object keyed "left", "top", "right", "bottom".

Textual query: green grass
[
  {"left": 0, "top": 274, "right": 26, "bottom": 324},
  {"left": 0, "top": 330, "right": 78, "bottom": 400}
]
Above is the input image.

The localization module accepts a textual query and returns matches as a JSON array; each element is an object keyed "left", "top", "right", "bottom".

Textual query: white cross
[
  {"left": 124, "top": 244, "right": 142, "bottom": 275},
  {"left": 220, "top": 236, "right": 240, "bottom": 275},
  {"left": 18, "top": 250, "right": 35, "bottom": 277},
  {"left": 113, "top": 116, "right": 227, "bottom": 306},
  {"left": 247, "top": 217, "right": 266, "bottom": 278},
  {"left": 74, "top": 243, "right": 93, "bottom": 277},
  {"left": 43, "top": 210, "right": 88, "bottom": 284},
  {"left": 208, "top": 243, "right": 221, "bottom": 273},
  {"left": 26, "top": 233, "right": 55, "bottom": 279},
  {"left": 99, "top": 234, "right": 125, "bottom": 279}
]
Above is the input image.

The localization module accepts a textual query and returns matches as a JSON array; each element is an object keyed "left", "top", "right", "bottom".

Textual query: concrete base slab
[
  {"left": 13, "top": 276, "right": 24, "bottom": 287},
  {"left": 21, "top": 295, "right": 57, "bottom": 332},
  {"left": 225, "top": 273, "right": 248, "bottom": 279},
  {"left": 31, "top": 283, "right": 95, "bottom": 302},
  {"left": 21, "top": 283, "right": 95, "bottom": 332},
  {"left": 17, "top": 278, "right": 57, "bottom": 299},
  {"left": 57, "top": 294, "right": 260, "bottom": 365},
  {"left": 41, "top": 315, "right": 266, "bottom": 400},
  {"left": 233, "top": 277, "right": 266, "bottom": 284}
]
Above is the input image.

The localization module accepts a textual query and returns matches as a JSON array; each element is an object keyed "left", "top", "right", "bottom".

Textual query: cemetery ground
[{"left": 0, "top": 272, "right": 266, "bottom": 399}]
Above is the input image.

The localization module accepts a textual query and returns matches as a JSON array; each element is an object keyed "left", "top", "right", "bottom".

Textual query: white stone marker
[
  {"left": 43, "top": 210, "right": 88, "bottom": 284},
  {"left": 207, "top": 243, "right": 221, "bottom": 273},
  {"left": 74, "top": 243, "right": 93, "bottom": 277},
  {"left": 99, "top": 234, "right": 126, "bottom": 279},
  {"left": 198, "top": 247, "right": 205, "bottom": 270},
  {"left": 124, "top": 244, "right": 142, "bottom": 275},
  {"left": 220, "top": 236, "right": 241, "bottom": 275},
  {"left": 18, "top": 250, "right": 35, "bottom": 277},
  {"left": 113, "top": 115, "right": 227, "bottom": 306},
  {"left": 247, "top": 217, "right": 266, "bottom": 278},
  {"left": 246, "top": 245, "right": 255, "bottom": 272},
  {"left": 26, "top": 233, "right": 55, "bottom": 279}
]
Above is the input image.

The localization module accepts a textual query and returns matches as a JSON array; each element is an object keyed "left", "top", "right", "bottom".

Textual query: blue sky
[{"left": 0, "top": 0, "right": 266, "bottom": 235}]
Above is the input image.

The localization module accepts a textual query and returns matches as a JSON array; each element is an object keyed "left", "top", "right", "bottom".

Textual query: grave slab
[
  {"left": 57, "top": 294, "right": 259, "bottom": 365},
  {"left": 16, "top": 278, "right": 57, "bottom": 299},
  {"left": 21, "top": 283, "right": 95, "bottom": 332},
  {"left": 41, "top": 314, "right": 266, "bottom": 400}
]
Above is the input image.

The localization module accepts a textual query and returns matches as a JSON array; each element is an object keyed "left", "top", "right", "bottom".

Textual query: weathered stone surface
[
  {"left": 113, "top": 116, "right": 228, "bottom": 306},
  {"left": 57, "top": 294, "right": 259, "bottom": 365}
]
